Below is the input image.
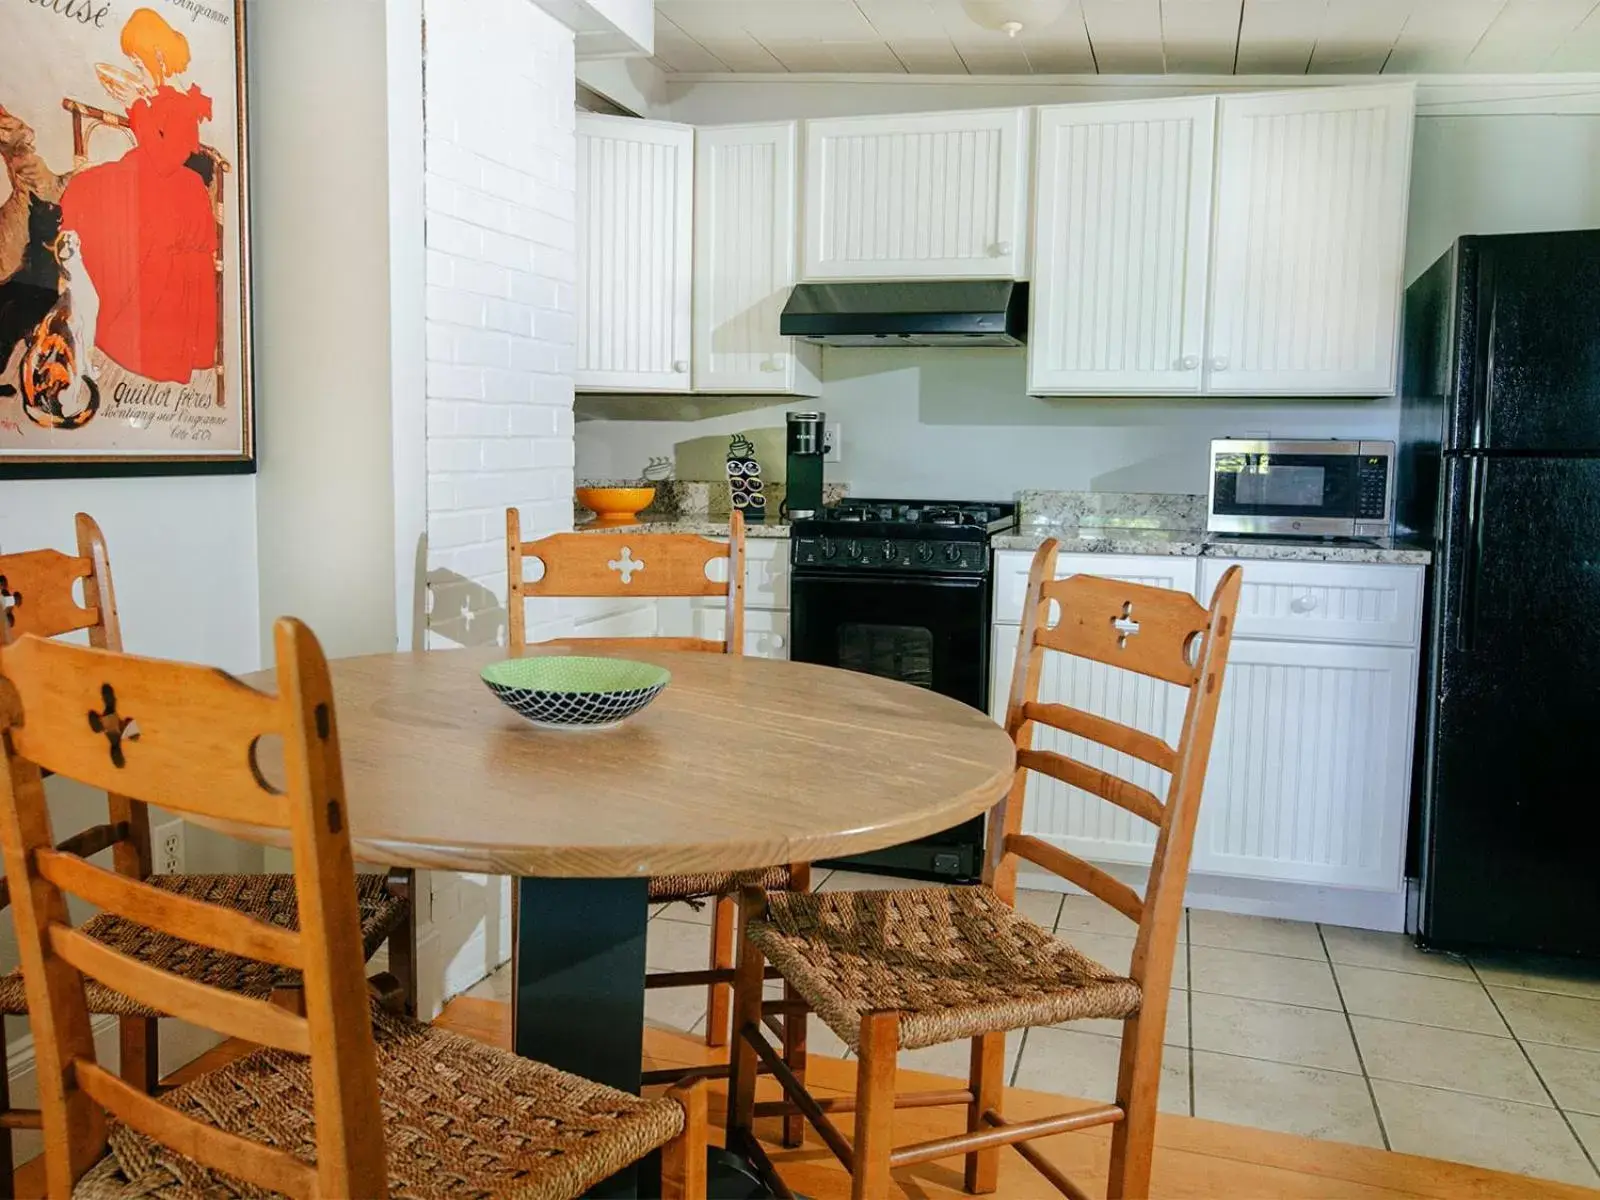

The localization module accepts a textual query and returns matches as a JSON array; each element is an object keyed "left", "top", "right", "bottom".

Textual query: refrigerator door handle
[{"left": 1457, "top": 456, "right": 1488, "bottom": 652}]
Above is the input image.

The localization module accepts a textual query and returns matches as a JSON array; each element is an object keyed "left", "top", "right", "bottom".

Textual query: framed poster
[{"left": 0, "top": 0, "right": 253, "bottom": 476}]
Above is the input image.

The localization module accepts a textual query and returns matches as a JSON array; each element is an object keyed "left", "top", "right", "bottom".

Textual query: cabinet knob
[
  {"left": 1179, "top": 355, "right": 1200, "bottom": 370},
  {"left": 1290, "top": 594, "right": 1319, "bottom": 614},
  {"left": 672, "top": 360, "right": 689, "bottom": 373},
  {"left": 992, "top": 241, "right": 1013, "bottom": 256},
  {"left": 1209, "top": 356, "right": 1230, "bottom": 372}
]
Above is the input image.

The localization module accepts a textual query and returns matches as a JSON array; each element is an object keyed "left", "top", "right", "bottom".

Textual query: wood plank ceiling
[{"left": 651, "top": 0, "right": 1600, "bottom": 75}]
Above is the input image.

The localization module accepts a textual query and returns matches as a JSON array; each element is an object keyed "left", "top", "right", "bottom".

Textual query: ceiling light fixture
[{"left": 959, "top": 0, "right": 1071, "bottom": 38}]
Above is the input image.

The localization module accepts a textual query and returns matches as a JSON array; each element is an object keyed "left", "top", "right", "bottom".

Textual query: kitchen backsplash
[{"left": 575, "top": 348, "right": 1399, "bottom": 501}]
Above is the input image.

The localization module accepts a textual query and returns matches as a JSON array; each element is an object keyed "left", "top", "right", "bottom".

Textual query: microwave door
[{"left": 1210, "top": 448, "right": 1362, "bottom": 535}]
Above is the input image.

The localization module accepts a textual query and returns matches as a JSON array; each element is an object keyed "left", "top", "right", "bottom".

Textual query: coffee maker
[{"left": 784, "top": 411, "right": 826, "bottom": 520}]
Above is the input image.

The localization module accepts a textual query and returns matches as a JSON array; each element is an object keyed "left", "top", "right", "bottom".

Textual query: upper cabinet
[
  {"left": 575, "top": 115, "right": 695, "bottom": 392},
  {"left": 1029, "top": 98, "right": 1216, "bottom": 395},
  {"left": 1207, "top": 84, "right": 1416, "bottom": 396},
  {"left": 692, "top": 123, "right": 820, "bottom": 396},
  {"left": 802, "top": 108, "right": 1032, "bottom": 281},
  {"left": 1028, "top": 83, "right": 1416, "bottom": 398}
]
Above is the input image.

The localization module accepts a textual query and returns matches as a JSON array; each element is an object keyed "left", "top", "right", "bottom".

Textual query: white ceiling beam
[
  {"left": 1384, "top": 0, "right": 1509, "bottom": 72},
  {"left": 1235, "top": 0, "right": 1326, "bottom": 73},
  {"left": 1161, "top": 0, "right": 1245, "bottom": 74},
  {"left": 1467, "top": 0, "right": 1598, "bottom": 70},
  {"left": 1306, "top": 0, "right": 1412, "bottom": 73},
  {"left": 1083, "top": 0, "right": 1167, "bottom": 71},
  {"left": 653, "top": 14, "right": 733, "bottom": 71}
]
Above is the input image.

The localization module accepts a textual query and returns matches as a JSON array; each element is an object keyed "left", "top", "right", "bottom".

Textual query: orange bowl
[{"left": 576, "top": 486, "right": 656, "bottom": 522}]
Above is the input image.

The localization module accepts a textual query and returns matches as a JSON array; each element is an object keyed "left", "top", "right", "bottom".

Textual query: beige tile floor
[{"left": 465, "top": 868, "right": 1600, "bottom": 1188}]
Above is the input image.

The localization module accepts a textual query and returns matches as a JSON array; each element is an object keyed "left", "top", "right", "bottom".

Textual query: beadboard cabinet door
[
  {"left": 1029, "top": 98, "right": 1216, "bottom": 395},
  {"left": 692, "top": 123, "right": 820, "bottom": 395},
  {"left": 1194, "top": 640, "right": 1415, "bottom": 891},
  {"left": 990, "top": 553, "right": 1198, "bottom": 868},
  {"left": 575, "top": 115, "right": 694, "bottom": 392},
  {"left": 1206, "top": 83, "right": 1416, "bottom": 396},
  {"left": 802, "top": 108, "right": 1031, "bottom": 280}
]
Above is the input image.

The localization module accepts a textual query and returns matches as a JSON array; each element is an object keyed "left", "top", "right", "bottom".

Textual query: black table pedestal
[{"left": 513, "top": 877, "right": 786, "bottom": 1199}]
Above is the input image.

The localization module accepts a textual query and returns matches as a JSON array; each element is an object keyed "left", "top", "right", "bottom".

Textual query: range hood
[{"left": 779, "top": 280, "right": 1029, "bottom": 347}]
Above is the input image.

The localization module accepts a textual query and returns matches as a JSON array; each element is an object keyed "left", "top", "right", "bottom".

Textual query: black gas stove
[
  {"left": 788, "top": 499, "right": 1017, "bottom": 882},
  {"left": 791, "top": 498, "right": 1018, "bottom": 575}
]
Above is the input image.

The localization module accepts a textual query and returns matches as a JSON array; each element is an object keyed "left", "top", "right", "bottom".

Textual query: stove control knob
[
  {"left": 915, "top": 542, "right": 935, "bottom": 564},
  {"left": 881, "top": 540, "right": 897, "bottom": 562},
  {"left": 819, "top": 536, "right": 837, "bottom": 560},
  {"left": 846, "top": 540, "right": 863, "bottom": 561},
  {"left": 942, "top": 544, "right": 964, "bottom": 565}
]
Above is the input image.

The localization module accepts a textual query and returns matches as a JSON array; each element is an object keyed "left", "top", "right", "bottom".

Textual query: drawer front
[
  {"left": 1201, "top": 558, "right": 1422, "bottom": 646},
  {"left": 993, "top": 551, "right": 1198, "bottom": 624}
]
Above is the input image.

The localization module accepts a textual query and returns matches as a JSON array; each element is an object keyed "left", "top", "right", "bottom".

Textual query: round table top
[{"left": 233, "top": 647, "right": 1016, "bottom": 879}]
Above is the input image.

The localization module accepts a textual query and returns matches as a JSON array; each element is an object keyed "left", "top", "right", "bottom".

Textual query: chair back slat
[
  {"left": 49, "top": 927, "right": 311, "bottom": 1054},
  {"left": 507, "top": 508, "right": 746, "bottom": 653},
  {"left": 0, "top": 618, "right": 386, "bottom": 1199},
  {"left": 1014, "top": 749, "right": 1164, "bottom": 826},
  {"left": 1005, "top": 833, "right": 1144, "bottom": 924},
  {"left": 0, "top": 635, "right": 288, "bottom": 825},
  {"left": 74, "top": 1062, "right": 319, "bottom": 1197},
  {"left": 987, "top": 540, "right": 1242, "bottom": 1003},
  {"left": 0, "top": 550, "right": 98, "bottom": 641},
  {"left": 36, "top": 851, "right": 303, "bottom": 969},
  {"left": 1034, "top": 573, "right": 1211, "bottom": 688},
  {"left": 1018, "top": 701, "right": 1176, "bottom": 772}
]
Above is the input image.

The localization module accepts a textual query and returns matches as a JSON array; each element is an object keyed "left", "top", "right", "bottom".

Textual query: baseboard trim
[{"left": 1017, "top": 863, "right": 1408, "bottom": 932}]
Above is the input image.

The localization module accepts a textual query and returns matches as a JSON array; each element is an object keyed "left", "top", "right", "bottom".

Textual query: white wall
[
  {"left": 578, "top": 87, "right": 1600, "bottom": 501},
  {"left": 250, "top": 0, "right": 399, "bottom": 664}
]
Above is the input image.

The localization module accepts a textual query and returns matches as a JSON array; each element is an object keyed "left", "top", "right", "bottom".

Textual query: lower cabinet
[
  {"left": 989, "top": 550, "right": 1422, "bottom": 902},
  {"left": 663, "top": 602, "right": 789, "bottom": 660},
  {"left": 1192, "top": 639, "right": 1415, "bottom": 891}
]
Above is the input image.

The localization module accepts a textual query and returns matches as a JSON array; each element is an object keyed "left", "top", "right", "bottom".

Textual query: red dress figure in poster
[{"left": 59, "top": 83, "right": 217, "bottom": 383}]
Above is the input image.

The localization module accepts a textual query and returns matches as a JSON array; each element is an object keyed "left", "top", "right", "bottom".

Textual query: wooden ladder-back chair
[
  {"left": 0, "top": 515, "right": 416, "bottom": 1188},
  {"left": 0, "top": 619, "right": 708, "bottom": 1199},
  {"left": 506, "top": 511, "right": 807, "bottom": 1092},
  {"left": 726, "top": 541, "right": 1242, "bottom": 1199}
]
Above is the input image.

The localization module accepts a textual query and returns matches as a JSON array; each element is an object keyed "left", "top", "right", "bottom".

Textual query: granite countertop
[
  {"left": 992, "top": 523, "right": 1432, "bottom": 565},
  {"left": 574, "top": 515, "right": 793, "bottom": 538},
  {"left": 571, "top": 488, "right": 1433, "bottom": 565}
]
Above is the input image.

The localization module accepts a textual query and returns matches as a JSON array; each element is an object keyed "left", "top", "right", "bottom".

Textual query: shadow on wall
[{"left": 425, "top": 569, "right": 507, "bottom": 649}]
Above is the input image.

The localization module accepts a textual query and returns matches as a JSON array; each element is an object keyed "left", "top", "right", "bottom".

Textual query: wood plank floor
[{"left": 14, "top": 995, "right": 1599, "bottom": 1199}]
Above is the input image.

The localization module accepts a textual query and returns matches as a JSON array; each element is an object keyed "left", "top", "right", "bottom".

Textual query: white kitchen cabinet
[
  {"left": 575, "top": 115, "right": 694, "bottom": 392},
  {"left": 1193, "top": 639, "right": 1415, "bottom": 891},
  {"left": 693, "top": 124, "right": 820, "bottom": 396},
  {"left": 802, "top": 108, "right": 1031, "bottom": 280},
  {"left": 993, "top": 551, "right": 1198, "bottom": 624},
  {"left": 1028, "top": 98, "right": 1216, "bottom": 395},
  {"left": 1206, "top": 83, "right": 1416, "bottom": 396}
]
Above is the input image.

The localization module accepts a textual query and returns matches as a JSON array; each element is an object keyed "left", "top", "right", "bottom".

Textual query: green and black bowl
[{"left": 480, "top": 656, "right": 670, "bottom": 730}]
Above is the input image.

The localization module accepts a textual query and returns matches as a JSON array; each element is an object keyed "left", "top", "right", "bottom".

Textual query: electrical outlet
[
  {"left": 155, "top": 819, "right": 184, "bottom": 876},
  {"left": 823, "top": 422, "right": 842, "bottom": 463}
]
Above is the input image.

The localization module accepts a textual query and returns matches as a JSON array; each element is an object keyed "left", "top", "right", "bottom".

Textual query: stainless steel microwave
[{"left": 1208, "top": 440, "right": 1394, "bottom": 538}]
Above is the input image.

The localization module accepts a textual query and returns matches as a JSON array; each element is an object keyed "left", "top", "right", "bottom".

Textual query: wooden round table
[{"left": 238, "top": 646, "right": 1015, "bottom": 1198}]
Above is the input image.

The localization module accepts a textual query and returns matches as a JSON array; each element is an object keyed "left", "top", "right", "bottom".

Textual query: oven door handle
[{"left": 790, "top": 570, "right": 989, "bottom": 588}]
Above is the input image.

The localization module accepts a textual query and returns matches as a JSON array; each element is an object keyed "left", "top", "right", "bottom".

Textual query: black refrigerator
[{"left": 1398, "top": 230, "right": 1600, "bottom": 959}]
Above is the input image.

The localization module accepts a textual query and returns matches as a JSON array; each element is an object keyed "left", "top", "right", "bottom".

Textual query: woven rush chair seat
[
  {"left": 648, "top": 864, "right": 792, "bottom": 904},
  {"left": 0, "top": 873, "right": 406, "bottom": 1018},
  {"left": 748, "top": 885, "right": 1144, "bottom": 1051},
  {"left": 72, "top": 1011, "right": 686, "bottom": 1200}
]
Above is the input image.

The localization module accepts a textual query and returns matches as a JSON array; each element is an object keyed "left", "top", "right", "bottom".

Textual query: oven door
[
  {"left": 1209, "top": 440, "right": 1362, "bottom": 535},
  {"left": 789, "top": 570, "right": 991, "bottom": 711},
  {"left": 790, "top": 568, "right": 992, "bottom": 880}
]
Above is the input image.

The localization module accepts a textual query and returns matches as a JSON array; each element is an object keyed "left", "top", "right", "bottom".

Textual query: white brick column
[{"left": 417, "top": 0, "right": 579, "bottom": 1010}]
